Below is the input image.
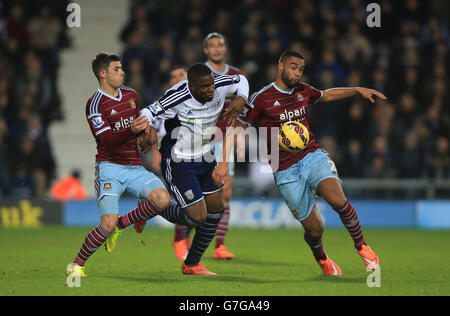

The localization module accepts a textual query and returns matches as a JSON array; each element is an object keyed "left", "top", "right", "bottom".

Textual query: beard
[{"left": 281, "top": 71, "right": 297, "bottom": 89}]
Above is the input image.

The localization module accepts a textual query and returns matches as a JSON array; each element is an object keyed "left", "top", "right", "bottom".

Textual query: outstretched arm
[
  {"left": 321, "top": 87, "right": 387, "bottom": 103},
  {"left": 212, "top": 119, "right": 248, "bottom": 187}
]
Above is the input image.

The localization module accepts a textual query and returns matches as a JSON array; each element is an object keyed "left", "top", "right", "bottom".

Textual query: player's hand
[
  {"left": 137, "top": 125, "right": 158, "bottom": 153},
  {"left": 212, "top": 162, "right": 229, "bottom": 188},
  {"left": 357, "top": 88, "right": 387, "bottom": 103},
  {"left": 131, "top": 116, "right": 149, "bottom": 134},
  {"left": 223, "top": 96, "right": 246, "bottom": 124}
]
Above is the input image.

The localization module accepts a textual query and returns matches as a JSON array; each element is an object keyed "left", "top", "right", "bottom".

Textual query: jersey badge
[
  {"left": 184, "top": 189, "right": 194, "bottom": 200},
  {"left": 92, "top": 116, "right": 105, "bottom": 129}
]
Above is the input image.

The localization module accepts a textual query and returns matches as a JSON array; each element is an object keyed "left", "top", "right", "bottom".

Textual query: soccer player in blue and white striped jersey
[{"left": 137, "top": 63, "right": 249, "bottom": 275}]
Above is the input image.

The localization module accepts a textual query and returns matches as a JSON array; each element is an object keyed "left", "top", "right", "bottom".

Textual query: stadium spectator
[
  {"left": 398, "top": 131, "right": 424, "bottom": 178},
  {"left": 50, "top": 169, "right": 88, "bottom": 201},
  {"left": 0, "top": 0, "right": 70, "bottom": 198},
  {"left": 427, "top": 136, "right": 450, "bottom": 179},
  {"left": 340, "top": 139, "right": 364, "bottom": 178},
  {"left": 0, "top": 118, "right": 9, "bottom": 197}
]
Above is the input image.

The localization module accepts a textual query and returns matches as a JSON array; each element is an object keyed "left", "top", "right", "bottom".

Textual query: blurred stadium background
[{"left": 0, "top": 0, "right": 449, "bottom": 230}]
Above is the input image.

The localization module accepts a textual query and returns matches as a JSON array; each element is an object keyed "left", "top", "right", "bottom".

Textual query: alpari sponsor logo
[
  {"left": 113, "top": 116, "right": 135, "bottom": 131},
  {"left": 279, "top": 108, "right": 306, "bottom": 121}
]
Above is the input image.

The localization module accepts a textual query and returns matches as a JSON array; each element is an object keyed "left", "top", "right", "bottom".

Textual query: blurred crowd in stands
[
  {"left": 0, "top": 0, "right": 448, "bottom": 199},
  {"left": 122, "top": 0, "right": 449, "bottom": 182},
  {"left": 0, "top": 0, "right": 70, "bottom": 198}
]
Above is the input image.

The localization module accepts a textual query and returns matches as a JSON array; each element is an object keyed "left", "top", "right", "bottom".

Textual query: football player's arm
[
  {"left": 213, "top": 110, "right": 252, "bottom": 187},
  {"left": 222, "top": 75, "right": 250, "bottom": 123},
  {"left": 137, "top": 124, "right": 158, "bottom": 154},
  {"left": 88, "top": 114, "right": 138, "bottom": 150},
  {"left": 320, "top": 87, "right": 387, "bottom": 103},
  {"left": 138, "top": 100, "right": 178, "bottom": 153}
]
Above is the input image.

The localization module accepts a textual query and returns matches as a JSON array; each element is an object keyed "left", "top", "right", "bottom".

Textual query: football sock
[
  {"left": 215, "top": 204, "right": 230, "bottom": 248},
  {"left": 174, "top": 224, "right": 186, "bottom": 242},
  {"left": 74, "top": 225, "right": 111, "bottom": 266},
  {"left": 117, "top": 200, "right": 161, "bottom": 229},
  {"left": 334, "top": 200, "right": 366, "bottom": 250},
  {"left": 184, "top": 226, "right": 193, "bottom": 239},
  {"left": 304, "top": 231, "right": 327, "bottom": 261},
  {"left": 185, "top": 209, "right": 224, "bottom": 267},
  {"left": 159, "top": 200, "right": 200, "bottom": 228}
]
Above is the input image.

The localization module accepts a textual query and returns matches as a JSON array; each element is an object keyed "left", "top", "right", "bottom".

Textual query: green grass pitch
[{"left": 0, "top": 226, "right": 449, "bottom": 296}]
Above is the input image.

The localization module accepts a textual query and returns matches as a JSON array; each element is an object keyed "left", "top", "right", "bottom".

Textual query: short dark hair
[
  {"left": 203, "top": 32, "right": 226, "bottom": 47},
  {"left": 170, "top": 64, "right": 187, "bottom": 73},
  {"left": 92, "top": 52, "right": 121, "bottom": 81},
  {"left": 278, "top": 50, "right": 305, "bottom": 64},
  {"left": 187, "top": 63, "right": 212, "bottom": 82}
]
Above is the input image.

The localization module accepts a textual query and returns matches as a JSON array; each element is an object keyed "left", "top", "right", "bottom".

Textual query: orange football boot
[
  {"left": 317, "top": 256, "right": 342, "bottom": 276},
  {"left": 173, "top": 238, "right": 190, "bottom": 261},
  {"left": 358, "top": 245, "right": 380, "bottom": 270},
  {"left": 212, "top": 245, "right": 234, "bottom": 260},
  {"left": 181, "top": 262, "right": 217, "bottom": 276}
]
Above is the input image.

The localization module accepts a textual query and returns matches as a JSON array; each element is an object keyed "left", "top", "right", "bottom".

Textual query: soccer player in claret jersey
[
  {"left": 172, "top": 33, "right": 239, "bottom": 261},
  {"left": 66, "top": 52, "right": 171, "bottom": 277},
  {"left": 224, "top": 50, "right": 385, "bottom": 275}
]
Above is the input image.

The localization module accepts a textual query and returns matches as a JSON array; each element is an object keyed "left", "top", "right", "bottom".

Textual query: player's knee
[
  {"left": 147, "top": 188, "right": 170, "bottom": 210},
  {"left": 329, "top": 196, "right": 348, "bottom": 211},
  {"left": 101, "top": 216, "right": 118, "bottom": 233},
  {"left": 305, "top": 225, "right": 323, "bottom": 239},
  {"left": 190, "top": 210, "right": 208, "bottom": 223}
]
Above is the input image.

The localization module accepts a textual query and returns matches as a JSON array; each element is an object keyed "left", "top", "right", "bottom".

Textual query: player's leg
[
  {"left": 179, "top": 158, "right": 227, "bottom": 275},
  {"left": 69, "top": 195, "right": 119, "bottom": 274},
  {"left": 117, "top": 188, "right": 170, "bottom": 229},
  {"left": 132, "top": 187, "right": 170, "bottom": 234},
  {"left": 211, "top": 142, "right": 234, "bottom": 258},
  {"left": 180, "top": 189, "right": 224, "bottom": 275},
  {"left": 300, "top": 205, "right": 341, "bottom": 276},
  {"left": 213, "top": 174, "right": 234, "bottom": 259},
  {"left": 101, "top": 166, "right": 169, "bottom": 253},
  {"left": 173, "top": 224, "right": 191, "bottom": 260},
  {"left": 274, "top": 156, "right": 341, "bottom": 275},
  {"left": 116, "top": 166, "right": 170, "bottom": 231},
  {"left": 156, "top": 157, "right": 211, "bottom": 227},
  {"left": 317, "top": 177, "right": 379, "bottom": 270},
  {"left": 68, "top": 162, "right": 124, "bottom": 274}
]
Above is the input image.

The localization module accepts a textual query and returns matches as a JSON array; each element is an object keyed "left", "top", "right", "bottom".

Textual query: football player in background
[{"left": 221, "top": 50, "right": 385, "bottom": 275}]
